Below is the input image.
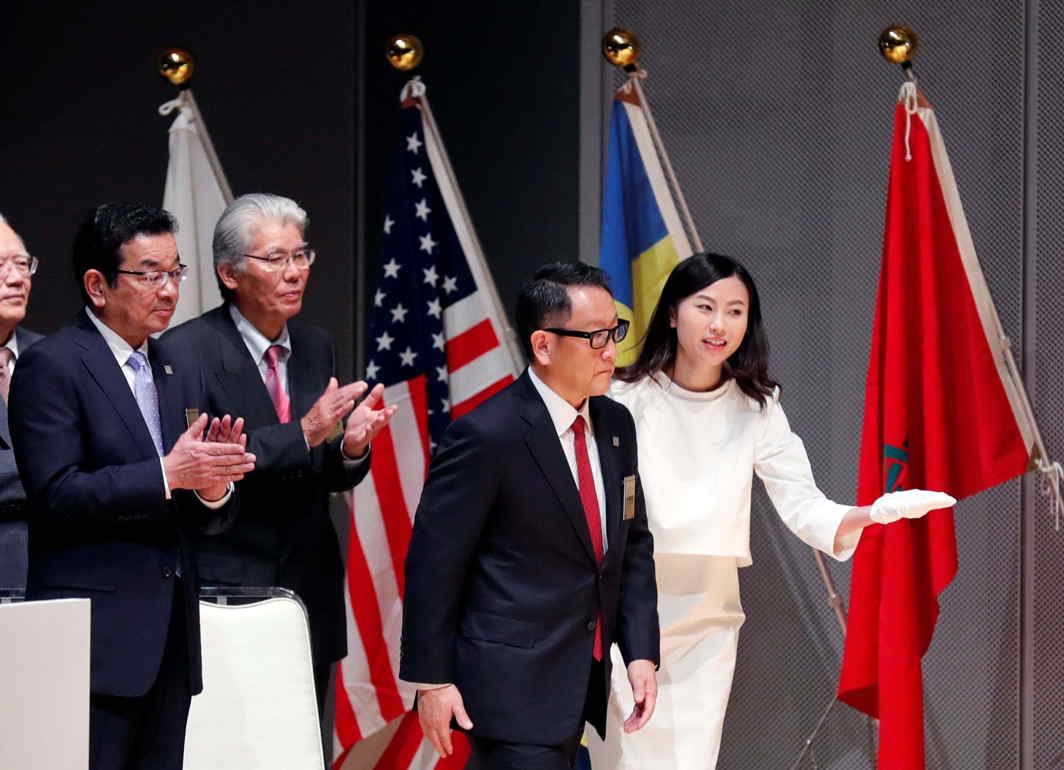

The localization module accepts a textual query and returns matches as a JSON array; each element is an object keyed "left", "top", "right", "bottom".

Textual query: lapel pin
[
  {"left": 612, "top": 436, "right": 620, "bottom": 447},
  {"left": 163, "top": 365, "right": 174, "bottom": 375}
]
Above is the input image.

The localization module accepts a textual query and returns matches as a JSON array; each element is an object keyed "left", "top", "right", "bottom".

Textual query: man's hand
[
  {"left": 341, "top": 382, "right": 398, "bottom": 459},
  {"left": 199, "top": 415, "right": 250, "bottom": 501},
  {"left": 162, "top": 413, "right": 255, "bottom": 498},
  {"left": 623, "top": 659, "right": 657, "bottom": 733},
  {"left": 418, "top": 684, "right": 473, "bottom": 757},
  {"left": 301, "top": 378, "right": 368, "bottom": 448}
]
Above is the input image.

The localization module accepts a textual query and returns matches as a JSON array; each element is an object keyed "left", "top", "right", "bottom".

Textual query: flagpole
[
  {"left": 408, "top": 82, "right": 526, "bottom": 374},
  {"left": 601, "top": 30, "right": 703, "bottom": 254},
  {"left": 157, "top": 48, "right": 235, "bottom": 205},
  {"left": 878, "top": 26, "right": 1063, "bottom": 529},
  {"left": 625, "top": 74, "right": 704, "bottom": 253}
]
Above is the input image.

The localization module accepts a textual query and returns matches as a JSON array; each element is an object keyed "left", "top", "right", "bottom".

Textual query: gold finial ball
[
  {"left": 158, "top": 47, "right": 196, "bottom": 86},
  {"left": 878, "top": 25, "right": 919, "bottom": 64},
  {"left": 386, "top": 34, "right": 424, "bottom": 72},
  {"left": 602, "top": 27, "right": 640, "bottom": 69}
]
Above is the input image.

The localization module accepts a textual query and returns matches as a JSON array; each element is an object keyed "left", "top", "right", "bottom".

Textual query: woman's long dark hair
[{"left": 617, "top": 252, "right": 778, "bottom": 408}]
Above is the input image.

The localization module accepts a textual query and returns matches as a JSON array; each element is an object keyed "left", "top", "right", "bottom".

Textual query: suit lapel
[
  {"left": 73, "top": 313, "right": 158, "bottom": 460},
  {"left": 590, "top": 396, "right": 622, "bottom": 555},
  {"left": 148, "top": 338, "right": 185, "bottom": 451},
  {"left": 286, "top": 329, "right": 319, "bottom": 422},
  {"left": 210, "top": 307, "right": 280, "bottom": 428},
  {"left": 518, "top": 375, "right": 597, "bottom": 565}
]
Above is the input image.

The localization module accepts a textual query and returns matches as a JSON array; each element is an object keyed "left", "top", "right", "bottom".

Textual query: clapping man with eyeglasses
[
  {"left": 0, "top": 212, "right": 42, "bottom": 593},
  {"left": 164, "top": 193, "right": 396, "bottom": 725},
  {"left": 8, "top": 202, "right": 255, "bottom": 770},
  {"left": 400, "top": 262, "right": 659, "bottom": 770}
]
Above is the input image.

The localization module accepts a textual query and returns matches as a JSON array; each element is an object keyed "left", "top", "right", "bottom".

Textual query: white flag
[{"left": 161, "top": 96, "right": 230, "bottom": 327}]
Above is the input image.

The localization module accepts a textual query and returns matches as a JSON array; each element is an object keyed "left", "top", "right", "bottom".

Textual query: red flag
[{"left": 837, "top": 84, "right": 1036, "bottom": 768}]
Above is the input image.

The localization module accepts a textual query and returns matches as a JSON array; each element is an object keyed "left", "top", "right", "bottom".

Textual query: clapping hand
[
  {"left": 341, "top": 382, "right": 398, "bottom": 459},
  {"left": 163, "top": 413, "right": 255, "bottom": 502}
]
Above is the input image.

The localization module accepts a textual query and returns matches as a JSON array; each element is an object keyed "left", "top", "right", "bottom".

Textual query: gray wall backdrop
[{"left": 583, "top": 1, "right": 1061, "bottom": 768}]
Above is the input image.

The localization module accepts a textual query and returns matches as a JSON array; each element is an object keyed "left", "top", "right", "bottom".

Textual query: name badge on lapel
[{"left": 622, "top": 474, "right": 636, "bottom": 520}]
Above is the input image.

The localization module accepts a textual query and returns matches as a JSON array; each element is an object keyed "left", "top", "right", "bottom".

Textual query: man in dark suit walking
[
  {"left": 9, "top": 201, "right": 255, "bottom": 770},
  {"left": 164, "top": 192, "right": 395, "bottom": 714},
  {"left": 0, "top": 212, "right": 42, "bottom": 591},
  {"left": 401, "top": 263, "right": 660, "bottom": 770}
]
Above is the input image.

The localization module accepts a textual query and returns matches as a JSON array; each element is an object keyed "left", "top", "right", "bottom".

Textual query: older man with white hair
[
  {"left": 164, "top": 193, "right": 395, "bottom": 719},
  {"left": 0, "top": 212, "right": 42, "bottom": 591}
]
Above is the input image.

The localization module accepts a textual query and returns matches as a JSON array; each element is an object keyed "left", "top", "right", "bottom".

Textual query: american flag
[{"left": 332, "top": 80, "right": 522, "bottom": 769}]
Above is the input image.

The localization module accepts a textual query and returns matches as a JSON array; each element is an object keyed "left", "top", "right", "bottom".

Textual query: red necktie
[
  {"left": 264, "top": 345, "right": 291, "bottom": 423},
  {"left": 572, "top": 415, "right": 604, "bottom": 660}
]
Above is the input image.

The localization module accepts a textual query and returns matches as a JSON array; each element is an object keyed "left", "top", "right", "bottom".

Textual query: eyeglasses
[
  {"left": 241, "top": 248, "right": 316, "bottom": 271},
  {"left": 544, "top": 319, "right": 630, "bottom": 349},
  {"left": 0, "top": 255, "right": 39, "bottom": 276},
  {"left": 115, "top": 264, "right": 188, "bottom": 288}
]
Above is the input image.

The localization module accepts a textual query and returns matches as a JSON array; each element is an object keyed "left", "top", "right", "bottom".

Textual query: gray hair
[
  {"left": 213, "top": 193, "right": 309, "bottom": 298},
  {"left": 0, "top": 211, "right": 6, "bottom": 224}
]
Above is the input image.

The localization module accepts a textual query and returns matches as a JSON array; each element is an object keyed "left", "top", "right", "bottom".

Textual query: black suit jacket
[
  {"left": 8, "top": 310, "right": 235, "bottom": 697},
  {"left": 0, "top": 326, "right": 42, "bottom": 589},
  {"left": 163, "top": 304, "right": 369, "bottom": 664},
  {"left": 400, "top": 372, "right": 659, "bottom": 745}
]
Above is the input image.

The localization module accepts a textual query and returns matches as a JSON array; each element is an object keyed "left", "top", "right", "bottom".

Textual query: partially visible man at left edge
[
  {"left": 9, "top": 201, "right": 255, "bottom": 770},
  {"left": 0, "top": 211, "right": 42, "bottom": 591}
]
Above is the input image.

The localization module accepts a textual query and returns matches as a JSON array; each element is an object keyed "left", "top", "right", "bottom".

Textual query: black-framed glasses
[
  {"left": 115, "top": 264, "right": 188, "bottom": 288},
  {"left": 241, "top": 248, "right": 316, "bottom": 271},
  {"left": 544, "top": 319, "right": 630, "bottom": 349},
  {"left": 0, "top": 255, "right": 39, "bottom": 276}
]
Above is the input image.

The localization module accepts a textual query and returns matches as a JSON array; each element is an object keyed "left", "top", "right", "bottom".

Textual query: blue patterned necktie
[{"left": 126, "top": 351, "right": 164, "bottom": 456}]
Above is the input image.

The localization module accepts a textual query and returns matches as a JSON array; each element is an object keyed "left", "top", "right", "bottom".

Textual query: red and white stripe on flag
[
  {"left": 837, "top": 83, "right": 1035, "bottom": 770},
  {"left": 332, "top": 85, "right": 520, "bottom": 769}
]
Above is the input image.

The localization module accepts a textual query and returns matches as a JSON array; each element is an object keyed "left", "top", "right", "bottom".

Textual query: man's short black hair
[
  {"left": 515, "top": 262, "right": 613, "bottom": 359},
  {"left": 72, "top": 202, "right": 176, "bottom": 305}
]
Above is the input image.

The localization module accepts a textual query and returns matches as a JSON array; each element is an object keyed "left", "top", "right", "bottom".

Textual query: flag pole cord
[
  {"left": 403, "top": 78, "right": 526, "bottom": 373},
  {"left": 177, "top": 90, "right": 235, "bottom": 205},
  {"left": 1000, "top": 335, "right": 1064, "bottom": 530},
  {"left": 626, "top": 70, "right": 704, "bottom": 253}
]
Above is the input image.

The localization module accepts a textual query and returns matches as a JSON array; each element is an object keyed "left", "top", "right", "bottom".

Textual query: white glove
[{"left": 869, "top": 489, "right": 957, "bottom": 525}]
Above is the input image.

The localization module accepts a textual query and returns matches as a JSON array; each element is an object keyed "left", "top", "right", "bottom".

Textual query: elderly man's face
[
  {"left": 224, "top": 219, "right": 309, "bottom": 331},
  {"left": 0, "top": 221, "right": 32, "bottom": 334}
]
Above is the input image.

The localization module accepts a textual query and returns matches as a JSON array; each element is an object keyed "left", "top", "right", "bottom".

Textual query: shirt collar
[
  {"left": 84, "top": 307, "right": 149, "bottom": 367},
  {"left": 3, "top": 331, "right": 18, "bottom": 360},
  {"left": 229, "top": 303, "right": 291, "bottom": 364},
  {"left": 527, "top": 366, "right": 593, "bottom": 438}
]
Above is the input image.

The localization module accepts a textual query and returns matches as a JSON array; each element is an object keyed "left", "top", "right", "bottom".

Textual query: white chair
[{"left": 183, "top": 587, "right": 324, "bottom": 770}]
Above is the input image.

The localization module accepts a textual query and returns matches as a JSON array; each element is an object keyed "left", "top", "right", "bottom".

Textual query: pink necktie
[
  {"left": 0, "top": 348, "right": 13, "bottom": 403},
  {"left": 264, "top": 345, "right": 291, "bottom": 423},
  {"left": 572, "top": 415, "right": 604, "bottom": 661}
]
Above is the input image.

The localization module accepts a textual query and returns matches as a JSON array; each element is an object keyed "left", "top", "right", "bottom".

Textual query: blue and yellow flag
[{"left": 600, "top": 84, "right": 693, "bottom": 364}]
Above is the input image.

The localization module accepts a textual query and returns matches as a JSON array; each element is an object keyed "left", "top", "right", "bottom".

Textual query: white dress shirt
[
  {"left": 229, "top": 304, "right": 369, "bottom": 465},
  {"left": 84, "top": 308, "right": 232, "bottom": 509},
  {"left": 3, "top": 331, "right": 18, "bottom": 375},
  {"left": 527, "top": 367, "right": 608, "bottom": 549}
]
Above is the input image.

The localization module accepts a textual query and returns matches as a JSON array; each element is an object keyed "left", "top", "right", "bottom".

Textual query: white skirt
[{"left": 587, "top": 554, "right": 745, "bottom": 769}]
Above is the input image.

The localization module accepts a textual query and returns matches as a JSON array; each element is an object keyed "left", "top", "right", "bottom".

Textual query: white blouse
[{"left": 610, "top": 373, "right": 859, "bottom": 566}]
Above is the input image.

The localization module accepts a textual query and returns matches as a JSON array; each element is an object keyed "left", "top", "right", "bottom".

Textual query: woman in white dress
[{"left": 586, "top": 253, "right": 953, "bottom": 769}]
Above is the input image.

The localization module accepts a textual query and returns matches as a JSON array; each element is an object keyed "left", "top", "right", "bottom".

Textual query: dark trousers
[
  {"left": 466, "top": 660, "right": 605, "bottom": 770},
  {"left": 89, "top": 580, "right": 192, "bottom": 770}
]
